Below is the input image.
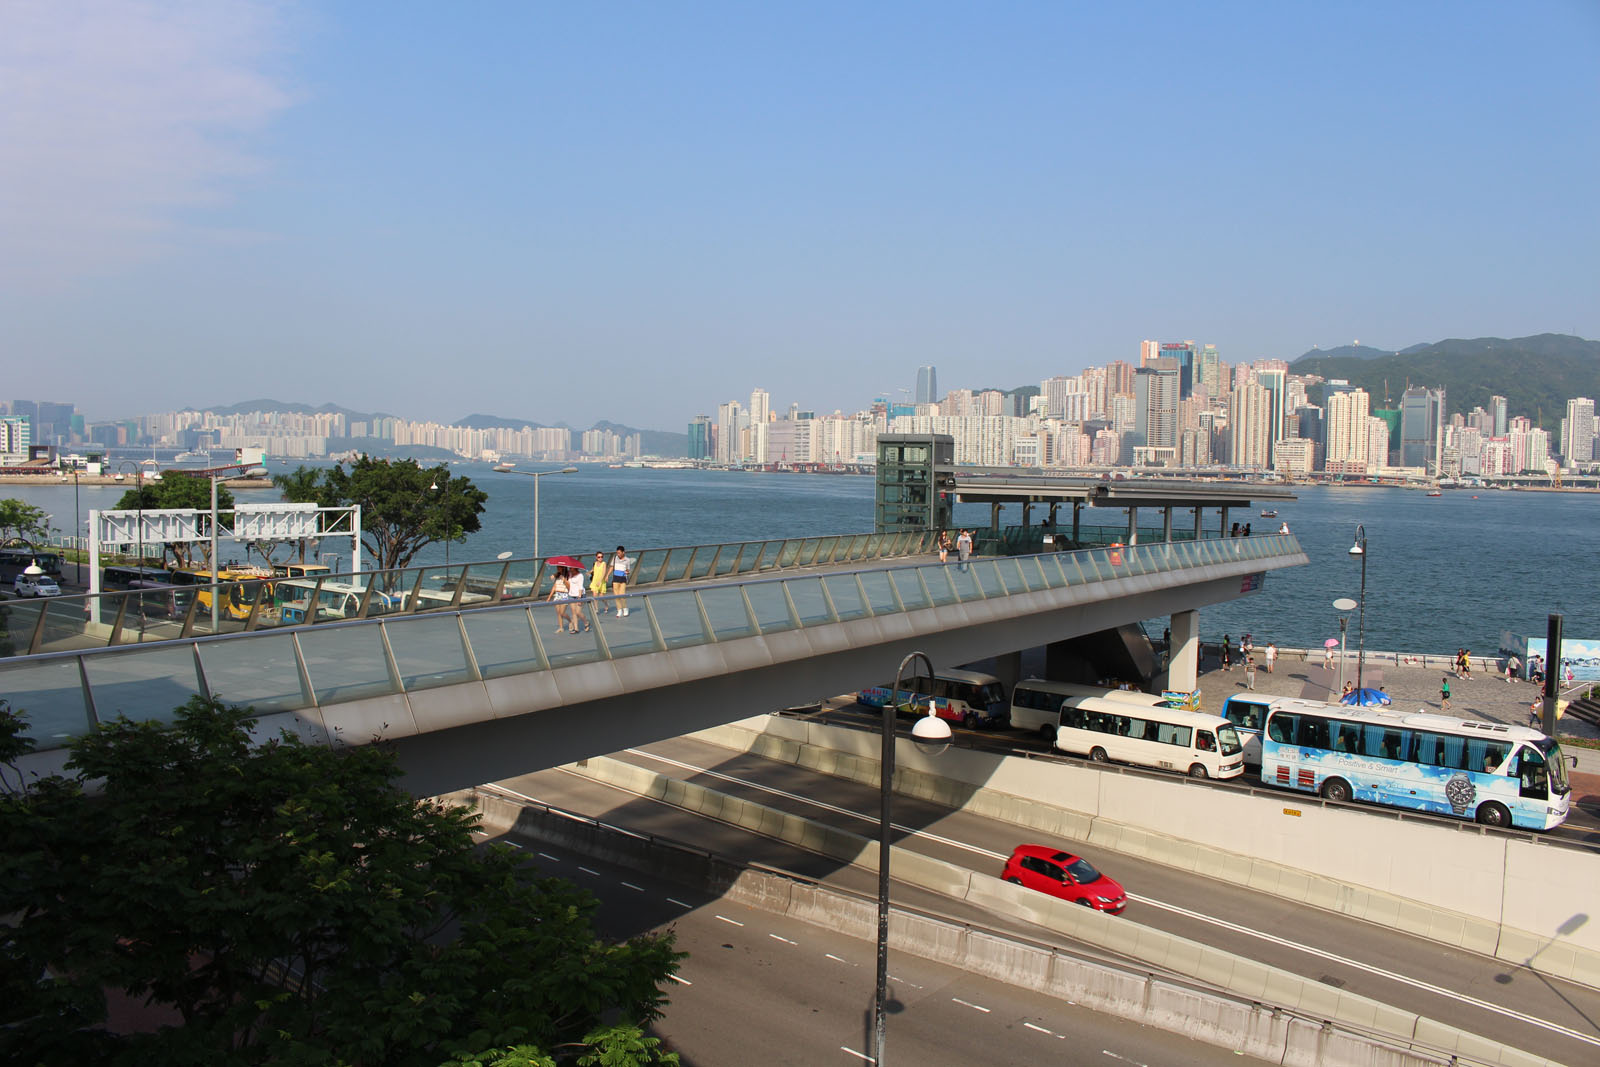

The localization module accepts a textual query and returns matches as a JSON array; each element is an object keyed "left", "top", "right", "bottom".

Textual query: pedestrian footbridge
[{"left": 2, "top": 534, "right": 1306, "bottom": 795}]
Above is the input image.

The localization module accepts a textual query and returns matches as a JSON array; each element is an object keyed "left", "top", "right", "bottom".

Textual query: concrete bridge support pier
[{"left": 1168, "top": 608, "right": 1200, "bottom": 694}]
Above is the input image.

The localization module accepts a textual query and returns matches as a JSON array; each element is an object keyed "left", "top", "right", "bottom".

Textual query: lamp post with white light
[
  {"left": 875, "top": 651, "right": 952, "bottom": 1066},
  {"left": 1348, "top": 524, "right": 1368, "bottom": 690},
  {"left": 492, "top": 464, "right": 578, "bottom": 560},
  {"left": 1333, "top": 597, "right": 1357, "bottom": 697}
]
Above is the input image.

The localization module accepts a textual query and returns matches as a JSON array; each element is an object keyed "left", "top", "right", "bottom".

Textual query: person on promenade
[
  {"left": 1440, "top": 676, "right": 1451, "bottom": 712},
  {"left": 548, "top": 566, "right": 572, "bottom": 633},
  {"left": 1278, "top": 521, "right": 1290, "bottom": 534},
  {"left": 589, "top": 551, "right": 611, "bottom": 613},
  {"left": 937, "top": 530, "right": 950, "bottom": 563},
  {"left": 1264, "top": 641, "right": 1277, "bottom": 674},
  {"left": 1323, "top": 642, "right": 1335, "bottom": 671},
  {"left": 1229, "top": 522, "right": 1240, "bottom": 538},
  {"left": 1243, "top": 522, "right": 1252, "bottom": 536},
  {"left": 1244, "top": 655, "right": 1257, "bottom": 690},
  {"left": 956, "top": 529, "right": 972, "bottom": 568},
  {"left": 1241, "top": 633, "right": 1254, "bottom": 660},
  {"left": 566, "top": 566, "right": 587, "bottom": 633},
  {"left": 1505, "top": 655, "right": 1520, "bottom": 683},
  {"left": 1341, "top": 681, "right": 1353, "bottom": 700},
  {"left": 1530, "top": 655, "right": 1545, "bottom": 685},
  {"left": 1220, "top": 634, "right": 1233, "bottom": 671},
  {"left": 610, "top": 546, "right": 633, "bottom": 616}
]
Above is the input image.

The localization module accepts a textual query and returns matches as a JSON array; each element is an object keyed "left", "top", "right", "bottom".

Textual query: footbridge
[{"left": 3, "top": 534, "right": 1307, "bottom": 796}]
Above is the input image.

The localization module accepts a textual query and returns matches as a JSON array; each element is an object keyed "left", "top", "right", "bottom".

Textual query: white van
[
  {"left": 1009, "top": 678, "right": 1166, "bottom": 740},
  {"left": 1054, "top": 698, "right": 1244, "bottom": 779}
]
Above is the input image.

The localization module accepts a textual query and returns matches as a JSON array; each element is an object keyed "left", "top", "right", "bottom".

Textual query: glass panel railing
[
  {"left": 29, "top": 597, "right": 104, "bottom": 655},
  {"left": 889, "top": 569, "right": 931, "bottom": 610},
  {"left": 384, "top": 615, "right": 475, "bottom": 692},
  {"left": 696, "top": 585, "right": 757, "bottom": 641},
  {"left": 745, "top": 581, "right": 798, "bottom": 634},
  {"left": 709, "top": 545, "right": 738, "bottom": 578},
  {"left": 2, "top": 597, "right": 46, "bottom": 656},
  {"left": 755, "top": 541, "right": 784, "bottom": 571},
  {"left": 813, "top": 536, "right": 840, "bottom": 564},
  {"left": 539, "top": 607, "right": 607, "bottom": 669},
  {"left": 297, "top": 625, "right": 398, "bottom": 704},
  {"left": 0, "top": 657, "right": 93, "bottom": 743},
  {"left": 786, "top": 577, "right": 834, "bottom": 626},
  {"left": 83, "top": 645, "right": 204, "bottom": 725},
  {"left": 197, "top": 633, "right": 310, "bottom": 712},
  {"left": 774, "top": 540, "right": 803, "bottom": 568},
  {"left": 822, "top": 574, "right": 870, "bottom": 621},
  {"left": 658, "top": 548, "right": 693, "bottom": 582},
  {"left": 631, "top": 549, "right": 666, "bottom": 585},
  {"left": 857, "top": 570, "right": 900, "bottom": 614},
  {"left": 636, "top": 591, "right": 703, "bottom": 651},
  {"left": 686, "top": 546, "right": 716, "bottom": 581},
  {"left": 945, "top": 563, "right": 987, "bottom": 602},
  {"left": 922, "top": 566, "right": 961, "bottom": 606},
  {"left": 461, "top": 607, "right": 544, "bottom": 678}
]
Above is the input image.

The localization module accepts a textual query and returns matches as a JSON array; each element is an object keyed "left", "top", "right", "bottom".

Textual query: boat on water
[
  {"left": 1259, "top": 509, "right": 1278, "bottom": 517},
  {"left": 174, "top": 449, "right": 211, "bottom": 463},
  {"left": 1426, "top": 489, "right": 1443, "bottom": 497}
]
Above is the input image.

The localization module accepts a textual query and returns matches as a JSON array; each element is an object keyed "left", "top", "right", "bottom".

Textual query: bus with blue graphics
[{"left": 1260, "top": 703, "right": 1571, "bottom": 830}]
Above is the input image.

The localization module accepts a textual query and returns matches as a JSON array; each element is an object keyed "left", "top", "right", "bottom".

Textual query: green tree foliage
[
  {"left": 112, "top": 475, "right": 235, "bottom": 569},
  {"left": 0, "top": 498, "right": 51, "bottom": 544},
  {"left": 275, "top": 456, "right": 488, "bottom": 573},
  {"left": 0, "top": 698, "right": 682, "bottom": 1066}
]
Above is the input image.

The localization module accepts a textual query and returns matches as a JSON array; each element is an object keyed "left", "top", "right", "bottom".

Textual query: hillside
[{"left": 1292, "top": 333, "right": 1600, "bottom": 426}]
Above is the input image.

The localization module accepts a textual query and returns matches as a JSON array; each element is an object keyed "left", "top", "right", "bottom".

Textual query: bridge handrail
[{"left": 0, "top": 534, "right": 1302, "bottom": 750}]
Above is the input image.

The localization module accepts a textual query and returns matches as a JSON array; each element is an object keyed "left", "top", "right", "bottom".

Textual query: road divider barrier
[{"left": 688, "top": 714, "right": 1600, "bottom": 991}]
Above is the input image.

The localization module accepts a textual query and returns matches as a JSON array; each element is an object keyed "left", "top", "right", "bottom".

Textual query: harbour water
[{"left": 6, "top": 465, "right": 1596, "bottom": 654}]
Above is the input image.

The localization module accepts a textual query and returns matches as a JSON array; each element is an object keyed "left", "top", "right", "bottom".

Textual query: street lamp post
[
  {"left": 1333, "top": 597, "right": 1357, "bottom": 697},
  {"left": 492, "top": 464, "right": 578, "bottom": 560},
  {"left": 1348, "top": 525, "right": 1368, "bottom": 690},
  {"left": 875, "top": 652, "right": 952, "bottom": 1066}
]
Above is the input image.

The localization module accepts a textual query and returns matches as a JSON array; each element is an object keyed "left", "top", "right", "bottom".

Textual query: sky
[{"left": 3, "top": 1, "right": 1598, "bottom": 432}]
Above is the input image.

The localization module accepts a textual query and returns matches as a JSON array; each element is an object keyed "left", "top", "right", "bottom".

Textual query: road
[
  {"left": 491, "top": 730, "right": 1600, "bottom": 1066},
  {"left": 475, "top": 824, "right": 1273, "bottom": 1066}
]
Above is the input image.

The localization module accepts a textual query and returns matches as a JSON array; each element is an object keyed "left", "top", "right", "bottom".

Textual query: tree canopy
[
  {"left": 111, "top": 475, "right": 236, "bottom": 569},
  {"left": 0, "top": 498, "right": 52, "bottom": 545},
  {"left": 274, "top": 456, "right": 488, "bottom": 573},
  {"left": 0, "top": 698, "right": 681, "bottom": 1066}
]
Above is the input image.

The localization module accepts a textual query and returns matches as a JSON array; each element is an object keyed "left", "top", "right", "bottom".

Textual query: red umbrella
[{"left": 546, "top": 555, "right": 581, "bottom": 569}]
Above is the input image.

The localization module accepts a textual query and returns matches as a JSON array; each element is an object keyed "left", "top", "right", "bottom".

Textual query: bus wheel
[
  {"left": 1320, "top": 777, "right": 1352, "bottom": 803},
  {"left": 1038, "top": 724, "right": 1056, "bottom": 743},
  {"left": 1475, "top": 802, "right": 1511, "bottom": 827},
  {"left": 1089, "top": 747, "right": 1109, "bottom": 763},
  {"left": 1188, "top": 763, "right": 1209, "bottom": 779},
  {"left": 964, "top": 710, "right": 980, "bottom": 730}
]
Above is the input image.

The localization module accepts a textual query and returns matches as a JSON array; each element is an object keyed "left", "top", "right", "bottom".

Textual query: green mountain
[
  {"left": 1296, "top": 343, "right": 1395, "bottom": 361},
  {"left": 1292, "top": 333, "right": 1600, "bottom": 428}
]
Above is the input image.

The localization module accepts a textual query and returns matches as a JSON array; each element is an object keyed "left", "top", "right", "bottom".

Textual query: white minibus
[
  {"left": 1054, "top": 699, "right": 1245, "bottom": 779},
  {"left": 1009, "top": 679, "right": 1165, "bottom": 740},
  {"left": 858, "top": 668, "right": 1008, "bottom": 729}
]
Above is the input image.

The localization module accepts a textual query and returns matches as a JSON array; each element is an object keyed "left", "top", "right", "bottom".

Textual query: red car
[{"left": 1001, "top": 844, "right": 1127, "bottom": 915}]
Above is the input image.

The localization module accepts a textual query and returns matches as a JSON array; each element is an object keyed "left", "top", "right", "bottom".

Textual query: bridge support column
[
  {"left": 990, "top": 650, "right": 1023, "bottom": 695},
  {"left": 1071, "top": 503, "right": 1081, "bottom": 544},
  {"left": 991, "top": 502, "right": 1001, "bottom": 534},
  {"left": 1169, "top": 609, "right": 1200, "bottom": 694},
  {"left": 1193, "top": 507, "right": 1203, "bottom": 541},
  {"left": 1021, "top": 502, "right": 1032, "bottom": 528},
  {"left": 1220, "top": 506, "right": 1230, "bottom": 536},
  {"left": 1126, "top": 507, "right": 1138, "bottom": 544},
  {"left": 1161, "top": 507, "right": 1173, "bottom": 543}
]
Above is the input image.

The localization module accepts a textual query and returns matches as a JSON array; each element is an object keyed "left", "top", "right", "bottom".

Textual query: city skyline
[{"left": 4, "top": 2, "right": 1597, "bottom": 430}]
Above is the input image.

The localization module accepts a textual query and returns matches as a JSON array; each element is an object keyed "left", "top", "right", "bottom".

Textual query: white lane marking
[
  {"left": 620, "top": 881, "right": 644, "bottom": 891},
  {"left": 1024, "top": 1022, "right": 1052, "bottom": 1035},
  {"left": 486, "top": 785, "right": 542, "bottom": 805},
  {"left": 769, "top": 933, "right": 797, "bottom": 945},
  {"left": 577, "top": 865, "right": 599, "bottom": 876},
  {"left": 840, "top": 1047, "right": 873, "bottom": 1063},
  {"left": 887, "top": 974, "right": 921, "bottom": 988},
  {"left": 668, "top": 973, "right": 692, "bottom": 986},
  {"left": 825, "top": 953, "right": 851, "bottom": 963},
  {"left": 1101, "top": 1052, "right": 1145, "bottom": 1066},
  {"left": 715, "top": 915, "right": 745, "bottom": 927},
  {"left": 622, "top": 748, "right": 1005, "bottom": 861},
  {"left": 667, "top": 897, "right": 691, "bottom": 908},
  {"left": 502, "top": 841, "right": 522, "bottom": 849},
  {"left": 951, "top": 997, "right": 991, "bottom": 1013},
  {"left": 628, "top": 747, "right": 1600, "bottom": 1048},
  {"left": 537, "top": 851, "right": 560, "bottom": 861},
  {"left": 1132, "top": 893, "right": 1600, "bottom": 1049}
]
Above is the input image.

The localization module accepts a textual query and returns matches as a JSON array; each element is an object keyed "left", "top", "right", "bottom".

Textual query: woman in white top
[
  {"left": 548, "top": 567, "right": 571, "bottom": 633},
  {"left": 566, "top": 567, "right": 588, "bottom": 632}
]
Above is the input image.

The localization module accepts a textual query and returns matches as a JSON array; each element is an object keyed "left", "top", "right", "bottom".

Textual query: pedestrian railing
[{"left": 0, "top": 534, "right": 1303, "bottom": 749}]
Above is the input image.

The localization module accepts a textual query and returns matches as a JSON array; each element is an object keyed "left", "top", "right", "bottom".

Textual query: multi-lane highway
[
  {"left": 486, "top": 725, "right": 1600, "bottom": 1066},
  {"left": 474, "top": 812, "right": 1274, "bottom": 1065}
]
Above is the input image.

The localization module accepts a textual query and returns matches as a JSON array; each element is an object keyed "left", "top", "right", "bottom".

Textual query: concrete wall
[
  {"left": 695, "top": 715, "right": 1600, "bottom": 989},
  {"left": 499, "top": 766, "right": 1556, "bottom": 1067}
]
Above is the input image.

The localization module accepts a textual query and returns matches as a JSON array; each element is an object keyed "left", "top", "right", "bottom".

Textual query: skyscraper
[
  {"left": 1326, "top": 388, "right": 1371, "bottom": 473},
  {"left": 1400, "top": 386, "right": 1446, "bottom": 472},
  {"left": 915, "top": 365, "right": 939, "bottom": 405},
  {"left": 1228, "top": 381, "right": 1272, "bottom": 469},
  {"left": 687, "top": 415, "right": 712, "bottom": 460},
  {"left": 1562, "top": 397, "right": 1595, "bottom": 465}
]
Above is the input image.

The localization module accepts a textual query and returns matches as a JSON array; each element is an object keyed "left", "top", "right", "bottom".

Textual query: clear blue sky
[{"left": 4, "top": 1, "right": 1597, "bottom": 432}]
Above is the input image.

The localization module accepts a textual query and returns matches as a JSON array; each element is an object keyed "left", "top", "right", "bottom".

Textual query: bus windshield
[
  {"left": 1217, "top": 725, "right": 1243, "bottom": 756},
  {"left": 1534, "top": 738, "right": 1571, "bottom": 795},
  {"left": 973, "top": 682, "right": 1006, "bottom": 707}
]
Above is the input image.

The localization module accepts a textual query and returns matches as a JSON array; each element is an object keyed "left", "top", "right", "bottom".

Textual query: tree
[
  {"left": 0, "top": 498, "right": 51, "bottom": 545},
  {"left": 0, "top": 698, "right": 682, "bottom": 1066},
  {"left": 276, "top": 457, "right": 487, "bottom": 574},
  {"left": 114, "top": 475, "right": 236, "bottom": 569}
]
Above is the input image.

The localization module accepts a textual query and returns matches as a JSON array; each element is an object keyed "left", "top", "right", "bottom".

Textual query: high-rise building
[
  {"left": 1400, "top": 386, "right": 1446, "bottom": 472},
  {"left": 748, "top": 388, "right": 771, "bottom": 463},
  {"left": 1254, "top": 368, "right": 1286, "bottom": 465},
  {"left": 915, "top": 365, "right": 939, "bottom": 405},
  {"left": 1562, "top": 397, "right": 1595, "bottom": 465},
  {"left": 687, "top": 415, "right": 712, "bottom": 460},
  {"left": 0, "top": 416, "right": 31, "bottom": 457},
  {"left": 1326, "top": 388, "right": 1371, "bottom": 474},
  {"left": 1129, "top": 359, "right": 1179, "bottom": 463},
  {"left": 1228, "top": 381, "right": 1272, "bottom": 469},
  {"left": 1196, "top": 345, "right": 1221, "bottom": 397},
  {"left": 1490, "top": 395, "right": 1509, "bottom": 437},
  {"left": 1158, "top": 342, "right": 1198, "bottom": 398}
]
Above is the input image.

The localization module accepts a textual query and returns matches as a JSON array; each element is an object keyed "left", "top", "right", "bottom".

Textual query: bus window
[
  {"left": 1267, "top": 713, "right": 1297, "bottom": 744},
  {"left": 1294, "top": 716, "right": 1329, "bottom": 750},
  {"left": 1196, "top": 730, "right": 1215, "bottom": 752},
  {"left": 1519, "top": 747, "right": 1549, "bottom": 800},
  {"left": 1156, "top": 722, "right": 1192, "bottom": 747}
]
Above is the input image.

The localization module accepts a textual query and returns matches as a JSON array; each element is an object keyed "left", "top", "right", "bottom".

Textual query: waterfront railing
[{"left": 0, "top": 533, "right": 1302, "bottom": 749}]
